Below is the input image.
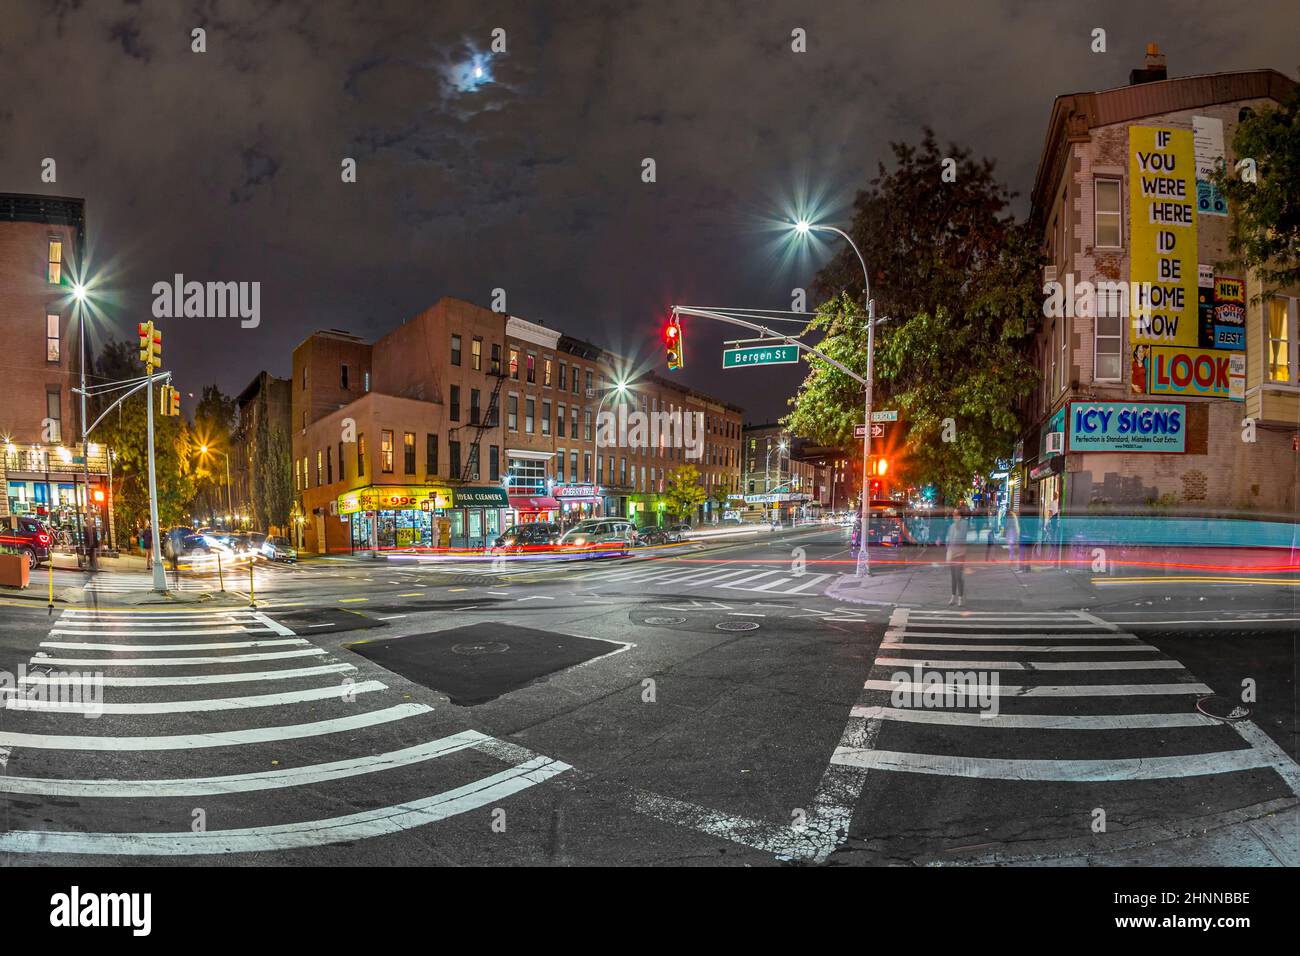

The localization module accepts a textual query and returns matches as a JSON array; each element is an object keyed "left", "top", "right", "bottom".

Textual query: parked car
[
  {"left": 0, "top": 515, "right": 52, "bottom": 569},
  {"left": 260, "top": 536, "right": 297, "bottom": 563},
  {"left": 558, "top": 518, "right": 636, "bottom": 554},
  {"left": 636, "top": 525, "right": 669, "bottom": 546},
  {"left": 493, "top": 523, "right": 561, "bottom": 553},
  {"left": 164, "top": 526, "right": 209, "bottom": 559}
]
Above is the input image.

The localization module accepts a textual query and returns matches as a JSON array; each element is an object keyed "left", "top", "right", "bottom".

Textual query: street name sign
[
  {"left": 871, "top": 410, "right": 898, "bottom": 422},
  {"left": 723, "top": 343, "right": 800, "bottom": 368}
]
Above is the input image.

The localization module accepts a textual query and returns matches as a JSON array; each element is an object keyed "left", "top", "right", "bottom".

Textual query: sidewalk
[{"left": 828, "top": 552, "right": 1102, "bottom": 610}]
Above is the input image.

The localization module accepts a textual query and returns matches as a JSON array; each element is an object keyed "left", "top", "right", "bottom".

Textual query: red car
[{"left": 0, "top": 515, "right": 53, "bottom": 569}]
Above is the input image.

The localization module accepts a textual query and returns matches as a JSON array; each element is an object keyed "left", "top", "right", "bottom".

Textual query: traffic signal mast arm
[
  {"left": 670, "top": 305, "right": 868, "bottom": 386},
  {"left": 75, "top": 370, "right": 173, "bottom": 437}
]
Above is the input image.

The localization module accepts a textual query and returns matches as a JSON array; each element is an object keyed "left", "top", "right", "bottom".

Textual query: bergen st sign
[{"left": 722, "top": 342, "right": 800, "bottom": 368}]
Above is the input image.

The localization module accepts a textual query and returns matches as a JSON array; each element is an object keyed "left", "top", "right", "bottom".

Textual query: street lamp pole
[{"left": 75, "top": 288, "right": 93, "bottom": 563}]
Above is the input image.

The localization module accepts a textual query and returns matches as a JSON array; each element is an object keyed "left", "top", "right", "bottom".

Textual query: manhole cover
[
  {"left": 715, "top": 620, "right": 760, "bottom": 632},
  {"left": 453, "top": 641, "right": 509, "bottom": 655},
  {"left": 643, "top": 616, "right": 687, "bottom": 626},
  {"left": 1196, "top": 695, "right": 1250, "bottom": 721}
]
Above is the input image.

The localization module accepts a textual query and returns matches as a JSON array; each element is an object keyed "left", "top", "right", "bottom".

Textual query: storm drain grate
[{"left": 715, "top": 620, "right": 760, "bottom": 632}]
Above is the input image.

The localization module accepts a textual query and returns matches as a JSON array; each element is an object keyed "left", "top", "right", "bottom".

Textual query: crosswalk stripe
[
  {"left": 874, "top": 657, "right": 1182, "bottom": 671},
  {"left": 716, "top": 570, "right": 786, "bottom": 589},
  {"left": 0, "top": 755, "right": 571, "bottom": 856},
  {"left": 40, "top": 639, "right": 309, "bottom": 651},
  {"left": 31, "top": 648, "right": 327, "bottom": 667},
  {"left": 884, "top": 630, "right": 1128, "bottom": 641},
  {"left": 782, "top": 574, "right": 832, "bottom": 594},
  {"left": 849, "top": 705, "right": 1217, "bottom": 729},
  {"left": 829, "top": 747, "right": 1272, "bottom": 781},
  {"left": 49, "top": 627, "right": 274, "bottom": 638},
  {"left": 904, "top": 622, "right": 1115, "bottom": 631},
  {"left": 4, "top": 679, "right": 383, "bottom": 714},
  {"left": 0, "top": 731, "right": 488, "bottom": 797},
  {"left": 0, "top": 703, "right": 433, "bottom": 750},
  {"left": 863, "top": 679, "right": 1214, "bottom": 696},
  {"left": 19, "top": 663, "right": 355, "bottom": 688},
  {"left": 661, "top": 567, "right": 754, "bottom": 585},
  {"left": 880, "top": 642, "right": 1160, "bottom": 653}
]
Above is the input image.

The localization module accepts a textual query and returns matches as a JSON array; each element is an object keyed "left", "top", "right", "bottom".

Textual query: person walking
[
  {"left": 1005, "top": 509, "right": 1022, "bottom": 572},
  {"left": 945, "top": 506, "right": 968, "bottom": 606},
  {"left": 142, "top": 525, "right": 152, "bottom": 569}
]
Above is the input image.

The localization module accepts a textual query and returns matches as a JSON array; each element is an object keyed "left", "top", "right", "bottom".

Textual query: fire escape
[{"left": 454, "top": 369, "right": 506, "bottom": 482}]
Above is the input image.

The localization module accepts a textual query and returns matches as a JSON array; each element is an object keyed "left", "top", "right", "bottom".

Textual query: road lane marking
[
  {"left": 40, "top": 639, "right": 309, "bottom": 652},
  {"left": 880, "top": 641, "right": 1160, "bottom": 653},
  {"left": 0, "top": 755, "right": 571, "bottom": 855},
  {"left": 31, "top": 648, "right": 327, "bottom": 666},
  {"left": 48, "top": 628, "right": 272, "bottom": 638},
  {"left": 18, "top": 663, "right": 356, "bottom": 688},
  {"left": 874, "top": 657, "right": 1182, "bottom": 671},
  {"left": 339, "top": 597, "right": 369, "bottom": 603},
  {"left": 863, "top": 679, "right": 1213, "bottom": 696},
  {"left": 828, "top": 747, "right": 1273, "bottom": 781},
  {"left": 0, "top": 731, "right": 489, "bottom": 797},
  {"left": 0, "top": 703, "right": 433, "bottom": 751},
  {"left": 849, "top": 705, "right": 1217, "bottom": 729},
  {"left": 4, "top": 680, "right": 384, "bottom": 714},
  {"left": 884, "top": 630, "right": 1128, "bottom": 641}
]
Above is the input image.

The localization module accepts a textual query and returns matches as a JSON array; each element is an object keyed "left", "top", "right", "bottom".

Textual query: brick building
[
  {"left": 1019, "top": 49, "right": 1298, "bottom": 527},
  {"left": 291, "top": 297, "right": 743, "bottom": 554},
  {"left": 741, "top": 423, "right": 826, "bottom": 521},
  {"left": 0, "top": 193, "right": 111, "bottom": 545}
]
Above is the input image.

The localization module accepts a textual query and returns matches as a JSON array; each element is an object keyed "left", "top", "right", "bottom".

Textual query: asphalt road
[{"left": 0, "top": 525, "right": 1295, "bottom": 866}]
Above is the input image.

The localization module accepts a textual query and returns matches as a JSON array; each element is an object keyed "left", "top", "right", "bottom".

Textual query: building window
[
  {"left": 46, "top": 314, "right": 60, "bottom": 363},
  {"left": 364, "top": 371, "right": 370, "bottom": 392},
  {"left": 556, "top": 448, "right": 566, "bottom": 483},
  {"left": 559, "top": 363, "right": 567, "bottom": 391},
  {"left": 449, "top": 440, "right": 461, "bottom": 478},
  {"left": 470, "top": 388, "right": 481, "bottom": 425},
  {"left": 316, "top": 450, "right": 322, "bottom": 486},
  {"left": 572, "top": 369, "right": 579, "bottom": 395},
  {"left": 450, "top": 385, "right": 460, "bottom": 422},
  {"left": 571, "top": 406, "right": 578, "bottom": 437},
  {"left": 47, "top": 239, "right": 62, "bottom": 284},
  {"left": 525, "top": 398, "right": 535, "bottom": 434},
  {"left": 357, "top": 434, "right": 366, "bottom": 477},
  {"left": 339, "top": 364, "right": 348, "bottom": 390},
  {"left": 509, "top": 347, "right": 520, "bottom": 380},
  {"left": 1095, "top": 178, "right": 1122, "bottom": 248},
  {"left": 472, "top": 337, "right": 482, "bottom": 371},
  {"left": 541, "top": 400, "right": 551, "bottom": 436},
  {"left": 302, "top": 365, "right": 308, "bottom": 390},
  {"left": 451, "top": 334, "right": 462, "bottom": 366},
  {"left": 557, "top": 403, "right": 566, "bottom": 438},
  {"left": 1060, "top": 316, "right": 1069, "bottom": 393},
  {"left": 526, "top": 353, "right": 536, "bottom": 384},
  {"left": 45, "top": 390, "right": 61, "bottom": 442},
  {"left": 584, "top": 408, "right": 592, "bottom": 441},
  {"left": 426, "top": 434, "right": 438, "bottom": 476},
  {"left": 326, "top": 446, "right": 333, "bottom": 484},
  {"left": 508, "top": 394, "right": 518, "bottom": 431},
  {"left": 1267, "top": 296, "right": 1296, "bottom": 384},
  {"left": 380, "top": 430, "right": 394, "bottom": 473},
  {"left": 585, "top": 369, "right": 593, "bottom": 394},
  {"left": 620, "top": 457, "right": 627, "bottom": 487},
  {"left": 338, "top": 441, "right": 345, "bottom": 481},
  {"left": 583, "top": 453, "right": 591, "bottom": 483},
  {"left": 491, "top": 343, "right": 502, "bottom": 375},
  {"left": 489, "top": 445, "right": 500, "bottom": 481},
  {"left": 544, "top": 359, "right": 553, "bottom": 387},
  {"left": 1095, "top": 314, "right": 1121, "bottom": 381},
  {"left": 403, "top": 432, "right": 416, "bottom": 474},
  {"left": 294, "top": 458, "right": 300, "bottom": 491},
  {"left": 467, "top": 444, "right": 480, "bottom": 480},
  {"left": 570, "top": 450, "right": 578, "bottom": 482}
]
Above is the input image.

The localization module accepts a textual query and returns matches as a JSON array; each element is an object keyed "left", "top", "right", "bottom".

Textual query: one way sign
[{"left": 854, "top": 423, "right": 886, "bottom": 439}]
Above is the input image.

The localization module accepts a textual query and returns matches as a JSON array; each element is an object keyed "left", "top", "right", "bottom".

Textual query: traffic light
[
  {"left": 137, "top": 321, "right": 162, "bottom": 369},
  {"left": 160, "top": 384, "right": 181, "bottom": 416},
  {"left": 665, "top": 315, "right": 684, "bottom": 370},
  {"left": 869, "top": 479, "right": 882, "bottom": 498}
]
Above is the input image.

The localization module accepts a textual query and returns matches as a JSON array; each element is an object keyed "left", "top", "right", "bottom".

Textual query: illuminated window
[
  {"left": 357, "top": 434, "right": 366, "bottom": 477},
  {"left": 1267, "top": 296, "right": 1296, "bottom": 385},
  {"left": 380, "top": 430, "right": 393, "bottom": 474},
  {"left": 471, "top": 337, "right": 482, "bottom": 371},
  {"left": 46, "top": 314, "right": 60, "bottom": 363},
  {"left": 47, "top": 239, "right": 62, "bottom": 284},
  {"left": 509, "top": 348, "right": 519, "bottom": 380},
  {"left": 404, "top": 432, "right": 415, "bottom": 474}
]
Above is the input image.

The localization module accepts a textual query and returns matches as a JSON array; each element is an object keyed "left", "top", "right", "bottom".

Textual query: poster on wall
[
  {"left": 1147, "top": 346, "right": 1244, "bottom": 400},
  {"left": 1193, "top": 115, "right": 1229, "bottom": 217},
  {"left": 1213, "top": 275, "right": 1246, "bottom": 350},
  {"left": 1068, "top": 401, "right": 1186, "bottom": 453},
  {"left": 1130, "top": 126, "right": 1199, "bottom": 357}
]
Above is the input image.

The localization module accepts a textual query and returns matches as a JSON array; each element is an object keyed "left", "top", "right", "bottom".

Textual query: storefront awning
[
  {"left": 509, "top": 495, "right": 560, "bottom": 511},
  {"left": 452, "top": 486, "right": 510, "bottom": 508}
]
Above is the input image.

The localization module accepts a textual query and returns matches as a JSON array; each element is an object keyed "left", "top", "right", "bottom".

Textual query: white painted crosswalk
[
  {"left": 0, "top": 606, "right": 572, "bottom": 858},
  {"left": 813, "top": 607, "right": 1300, "bottom": 861},
  {"left": 569, "top": 559, "right": 834, "bottom": 597}
]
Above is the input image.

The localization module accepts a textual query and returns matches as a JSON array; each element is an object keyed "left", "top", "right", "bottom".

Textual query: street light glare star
[
  {"left": 72, "top": 283, "right": 86, "bottom": 300},
  {"left": 794, "top": 220, "right": 811, "bottom": 235}
]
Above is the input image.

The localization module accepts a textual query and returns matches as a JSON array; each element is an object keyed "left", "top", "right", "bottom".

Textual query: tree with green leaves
[
  {"left": 192, "top": 384, "right": 237, "bottom": 524},
  {"left": 784, "top": 130, "right": 1042, "bottom": 501},
  {"left": 663, "top": 464, "right": 707, "bottom": 522},
  {"left": 1213, "top": 74, "right": 1300, "bottom": 290}
]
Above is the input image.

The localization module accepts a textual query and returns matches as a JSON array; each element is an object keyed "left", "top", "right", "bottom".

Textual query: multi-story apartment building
[
  {"left": 233, "top": 371, "right": 291, "bottom": 531},
  {"left": 1019, "top": 49, "right": 1298, "bottom": 525},
  {"left": 291, "top": 297, "right": 743, "bottom": 553},
  {"left": 0, "top": 193, "right": 111, "bottom": 546},
  {"left": 741, "top": 424, "right": 824, "bottom": 522}
]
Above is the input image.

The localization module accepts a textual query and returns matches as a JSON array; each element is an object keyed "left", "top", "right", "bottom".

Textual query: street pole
[
  {"left": 145, "top": 375, "right": 166, "bottom": 592},
  {"left": 224, "top": 451, "right": 233, "bottom": 527},
  {"left": 859, "top": 299, "right": 875, "bottom": 577},
  {"left": 78, "top": 297, "right": 92, "bottom": 563}
]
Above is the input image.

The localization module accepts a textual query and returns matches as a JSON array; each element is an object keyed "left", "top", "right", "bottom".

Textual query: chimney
[{"left": 1129, "top": 42, "right": 1168, "bottom": 85}]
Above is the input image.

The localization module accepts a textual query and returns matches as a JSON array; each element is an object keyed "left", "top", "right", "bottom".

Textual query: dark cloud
[{"left": 1, "top": 0, "right": 1296, "bottom": 422}]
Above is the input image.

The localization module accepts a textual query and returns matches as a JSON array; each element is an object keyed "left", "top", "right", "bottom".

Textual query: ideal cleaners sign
[{"left": 1068, "top": 401, "right": 1185, "bottom": 453}]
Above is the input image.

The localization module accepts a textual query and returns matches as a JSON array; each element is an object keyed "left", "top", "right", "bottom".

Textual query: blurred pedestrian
[
  {"left": 142, "top": 525, "right": 153, "bottom": 569},
  {"left": 945, "top": 507, "right": 968, "bottom": 606},
  {"left": 1005, "top": 510, "right": 1022, "bottom": 572}
]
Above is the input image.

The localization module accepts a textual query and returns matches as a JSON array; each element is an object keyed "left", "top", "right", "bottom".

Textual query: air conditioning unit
[
  {"left": 586, "top": 388, "right": 595, "bottom": 398},
  {"left": 471, "top": 472, "right": 480, "bottom": 481},
  {"left": 328, "top": 500, "right": 338, "bottom": 516},
  {"left": 1043, "top": 265, "right": 1058, "bottom": 287},
  {"left": 1045, "top": 432, "right": 1065, "bottom": 455}
]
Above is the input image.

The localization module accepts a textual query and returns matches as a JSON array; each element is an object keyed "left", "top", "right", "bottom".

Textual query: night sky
[{"left": 3, "top": 0, "right": 1296, "bottom": 423}]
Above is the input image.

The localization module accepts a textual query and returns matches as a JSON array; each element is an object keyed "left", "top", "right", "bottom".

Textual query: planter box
[{"left": 0, "top": 553, "right": 31, "bottom": 589}]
